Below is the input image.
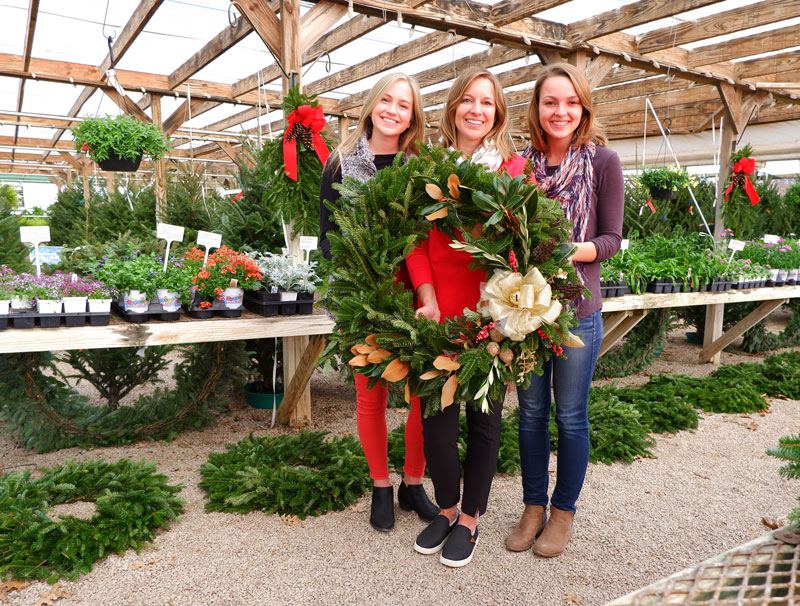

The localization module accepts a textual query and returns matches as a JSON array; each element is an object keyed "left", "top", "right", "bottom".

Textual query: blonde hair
[
  {"left": 527, "top": 62, "right": 607, "bottom": 152},
  {"left": 438, "top": 66, "right": 515, "bottom": 161},
  {"left": 326, "top": 73, "right": 424, "bottom": 174}
]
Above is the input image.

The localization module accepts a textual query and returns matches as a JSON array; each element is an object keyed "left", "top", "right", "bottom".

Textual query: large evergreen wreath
[
  {"left": 322, "top": 145, "right": 585, "bottom": 417},
  {"left": 0, "top": 458, "right": 184, "bottom": 582},
  {"left": 199, "top": 431, "right": 370, "bottom": 519}
]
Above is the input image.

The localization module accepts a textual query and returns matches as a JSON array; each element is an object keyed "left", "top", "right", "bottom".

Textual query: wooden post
[
  {"left": 104, "top": 171, "right": 115, "bottom": 196},
  {"left": 702, "top": 120, "right": 735, "bottom": 363},
  {"left": 150, "top": 93, "right": 167, "bottom": 220},
  {"left": 338, "top": 115, "right": 350, "bottom": 142},
  {"left": 282, "top": 0, "right": 301, "bottom": 93}
]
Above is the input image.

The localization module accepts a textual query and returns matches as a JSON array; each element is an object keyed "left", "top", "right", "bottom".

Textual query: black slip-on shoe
[
  {"left": 413, "top": 513, "right": 458, "bottom": 554},
  {"left": 398, "top": 481, "right": 439, "bottom": 521},
  {"left": 440, "top": 525, "right": 479, "bottom": 567},
  {"left": 369, "top": 485, "right": 394, "bottom": 531}
]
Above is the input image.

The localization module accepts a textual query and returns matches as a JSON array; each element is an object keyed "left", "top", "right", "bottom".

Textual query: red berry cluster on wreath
[
  {"left": 537, "top": 328, "right": 564, "bottom": 356},
  {"left": 476, "top": 321, "right": 497, "bottom": 342}
]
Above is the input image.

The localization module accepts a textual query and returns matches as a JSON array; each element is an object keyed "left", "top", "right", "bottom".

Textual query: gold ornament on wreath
[{"left": 322, "top": 145, "right": 587, "bottom": 417}]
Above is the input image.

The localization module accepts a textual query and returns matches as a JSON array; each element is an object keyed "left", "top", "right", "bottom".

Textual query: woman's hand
[{"left": 415, "top": 283, "right": 441, "bottom": 323}]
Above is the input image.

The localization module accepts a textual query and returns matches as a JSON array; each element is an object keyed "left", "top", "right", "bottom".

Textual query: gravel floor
[{"left": 1, "top": 324, "right": 799, "bottom": 606}]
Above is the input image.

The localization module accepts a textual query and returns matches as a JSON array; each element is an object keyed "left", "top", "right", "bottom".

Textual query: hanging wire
[{"left": 256, "top": 68, "right": 263, "bottom": 148}]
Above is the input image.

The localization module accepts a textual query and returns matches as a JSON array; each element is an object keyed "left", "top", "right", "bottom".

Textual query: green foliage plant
[
  {"left": 767, "top": 434, "right": 800, "bottom": 525},
  {"left": 71, "top": 114, "right": 170, "bottom": 163},
  {"left": 0, "top": 458, "right": 184, "bottom": 582},
  {"left": 638, "top": 165, "right": 693, "bottom": 192},
  {"left": 93, "top": 252, "right": 161, "bottom": 295},
  {"left": 199, "top": 431, "right": 371, "bottom": 519}
]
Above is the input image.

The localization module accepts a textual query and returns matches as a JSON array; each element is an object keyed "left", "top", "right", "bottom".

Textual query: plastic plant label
[
  {"left": 728, "top": 239, "right": 745, "bottom": 251},
  {"left": 157, "top": 223, "right": 185, "bottom": 272},
  {"left": 762, "top": 234, "right": 779, "bottom": 244},
  {"left": 19, "top": 225, "right": 50, "bottom": 245},
  {"left": 197, "top": 230, "right": 222, "bottom": 250},
  {"left": 157, "top": 223, "right": 185, "bottom": 243},
  {"left": 620, "top": 239, "right": 630, "bottom": 251},
  {"left": 299, "top": 236, "right": 318, "bottom": 263}
]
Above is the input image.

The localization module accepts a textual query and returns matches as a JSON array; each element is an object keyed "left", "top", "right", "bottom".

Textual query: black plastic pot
[
  {"left": 98, "top": 151, "right": 143, "bottom": 172},
  {"left": 649, "top": 187, "right": 678, "bottom": 201},
  {"left": 296, "top": 291, "right": 314, "bottom": 314}
]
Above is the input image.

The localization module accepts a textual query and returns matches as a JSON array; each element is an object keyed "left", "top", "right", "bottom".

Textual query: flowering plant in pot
[
  {"left": 71, "top": 114, "right": 170, "bottom": 172},
  {"left": 191, "top": 246, "right": 262, "bottom": 309},
  {"left": 154, "top": 256, "right": 195, "bottom": 312},
  {"left": 93, "top": 253, "right": 161, "bottom": 312},
  {"left": 638, "top": 165, "right": 693, "bottom": 200}
]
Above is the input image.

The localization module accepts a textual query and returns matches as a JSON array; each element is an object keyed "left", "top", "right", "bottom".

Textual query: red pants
[{"left": 354, "top": 373, "right": 426, "bottom": 481}]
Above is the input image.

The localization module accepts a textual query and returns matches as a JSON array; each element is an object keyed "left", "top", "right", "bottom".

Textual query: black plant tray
[
  {"left": 0, "top": 310, "right": 109, "bottom": 329},
  {"left": 766, "top": 279, "right": 787, "bottom": 287},
  {"left": 186, "top": 296, "right": 243, "bottom": 319},
  {"left": 734, "top": 279, "right": 767, "bottom": 289},
  {"left": 646, "top": 279, "right": 681, "bottom": 294},
  {"left": 710, "top": 278, "right": 734, "bottom": 292},
  {"left": 112, "top": 301, "right": 183, "bottom": 323},
  {"left": 244, "top": 291, "right": 310, "bottom": 316}
]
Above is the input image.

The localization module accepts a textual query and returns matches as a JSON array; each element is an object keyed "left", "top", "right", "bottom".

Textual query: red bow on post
[
  {"left": 724, "top": 157, "right": 759, "bottom": 206},
  {"left": 283, "top": 105, "right": 330, "bottom": 181}
]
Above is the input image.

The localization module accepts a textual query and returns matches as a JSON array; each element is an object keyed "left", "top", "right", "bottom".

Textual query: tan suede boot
[
  {"left": 533, "top": 506, "right": 573, "bottom": 557},
  {"left": 505, "top": 505, "right": 547, "bottom": 552}
]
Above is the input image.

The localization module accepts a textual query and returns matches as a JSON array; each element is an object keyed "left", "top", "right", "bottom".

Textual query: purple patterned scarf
[{"left": 523, "top": 139, "right": 596, "bottom": 288}]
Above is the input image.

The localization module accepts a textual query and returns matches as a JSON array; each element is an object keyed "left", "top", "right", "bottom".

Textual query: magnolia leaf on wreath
[{"left": 320, "top": 144, "right": 583, "bottom": 417}]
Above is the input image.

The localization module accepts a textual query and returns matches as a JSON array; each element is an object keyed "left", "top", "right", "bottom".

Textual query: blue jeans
[{"left": 515, "top": 310, "right": 603, "bottom": 513}]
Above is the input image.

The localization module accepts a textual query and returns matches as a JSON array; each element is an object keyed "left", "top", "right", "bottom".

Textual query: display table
[
  {"left": 600, "top": 285, "right": 800, "bottom": 361},
  {"left": 0, "top": 310, "right": 336, "bottom": 426}
]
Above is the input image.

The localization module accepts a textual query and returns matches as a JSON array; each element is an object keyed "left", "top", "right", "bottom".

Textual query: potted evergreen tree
[{"left": 71, "top": 114, "right": 170, "bottom": 172}]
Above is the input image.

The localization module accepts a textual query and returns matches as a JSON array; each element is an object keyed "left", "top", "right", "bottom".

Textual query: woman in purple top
[{"left": 505, "top": 63, "right": 623, "bottom": 558}]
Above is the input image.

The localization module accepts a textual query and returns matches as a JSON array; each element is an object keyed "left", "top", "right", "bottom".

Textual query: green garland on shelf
[
  {"left": 0, "top": 458, "right": 184, "bottom": 582},
  {"left": 199, "top": 431, "right": 371, "bottom": 519},
  {"left": 0, "top": 341, "right": 247, "bottom": 453}
]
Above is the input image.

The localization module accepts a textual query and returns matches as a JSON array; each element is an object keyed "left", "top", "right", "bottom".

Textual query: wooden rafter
[
  {"left": 235, "top": 0, "right": 283, "bottom": 62},
  {"left": 299, "top": 1, "right": 349, "bottom": 55},
  {"left": 490, "top": 0, "right": 570, "bottom": 27},
  {"left": 689, "top": 24, "right": 800, "bottom": 67}
]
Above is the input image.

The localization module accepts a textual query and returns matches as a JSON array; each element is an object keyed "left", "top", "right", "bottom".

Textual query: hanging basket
[
  {"left": 649, "top": 187, "right": 678, "bottom": 201},
  {"left": 97, "top": 150, "right": 143, "bottom": 172}
]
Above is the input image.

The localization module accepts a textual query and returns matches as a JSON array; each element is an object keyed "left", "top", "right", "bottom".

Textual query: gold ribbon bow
[{"left": 481, "top": 267, "right": 563, "bottom": 342}]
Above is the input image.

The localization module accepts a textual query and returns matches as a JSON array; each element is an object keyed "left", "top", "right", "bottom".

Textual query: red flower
[
  {"left": 232, "top": 192, "right": 244, "bottom": 201},
  {"left": 80, "top": 142, "right": 89, "bottom": 152}
]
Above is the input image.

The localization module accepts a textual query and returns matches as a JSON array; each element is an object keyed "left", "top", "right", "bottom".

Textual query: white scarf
[{"left": 450, "top": 139, "right": 504, "bottom": 171}]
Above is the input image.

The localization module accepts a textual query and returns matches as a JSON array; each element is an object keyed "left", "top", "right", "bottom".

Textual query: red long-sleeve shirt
[{"left": 406, "top": 155, "right": 526, "bottom": 321}]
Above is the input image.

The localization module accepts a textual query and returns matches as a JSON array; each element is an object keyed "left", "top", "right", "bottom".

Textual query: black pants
[{"left": 421, "top": 398, "right": 504, "bottom": 517}]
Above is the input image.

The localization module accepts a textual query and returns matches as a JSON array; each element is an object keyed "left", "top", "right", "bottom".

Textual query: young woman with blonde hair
[
  {"left": 407, "top": 65, "right": 526, "bottom": 567},
  {"left": 319, "top": 72, "right": 438, "bottom": 532},
  {"left": 505, "top": 62, "right": 623, "bottom": 558}
]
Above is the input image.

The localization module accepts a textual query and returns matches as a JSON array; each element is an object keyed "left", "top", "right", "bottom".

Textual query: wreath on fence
[
  {"left": 0, "top": 458, "right": 184, "bottom": 582},
  {"left": 322, "top": 145, "right": 585, "bottom": 417},
  {"left": 0, "top": 342, "right": 246, "bottom": 453}
]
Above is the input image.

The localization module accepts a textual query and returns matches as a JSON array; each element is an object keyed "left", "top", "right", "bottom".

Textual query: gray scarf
[{"left": 341, "top": 133, "right": 378, "bottom": 182}]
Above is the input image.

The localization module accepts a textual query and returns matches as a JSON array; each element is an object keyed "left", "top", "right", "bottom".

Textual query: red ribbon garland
[
  {"left": 723, "top": 157, "right": 759, "bottom": 206},
  {"left": 283, "top": 105, "right": 330, "bottom": 181}
]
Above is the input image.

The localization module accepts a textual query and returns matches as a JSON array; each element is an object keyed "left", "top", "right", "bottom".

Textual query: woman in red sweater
[{"left": 407, "top": 66, "right": 526, "bottom": 568}]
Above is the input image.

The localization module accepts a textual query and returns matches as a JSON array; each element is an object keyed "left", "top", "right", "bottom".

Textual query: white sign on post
[
  {"left": 20, "top": 225, "right": 51, "bottom": 277},
  {"left": 196, "top": 230, "right": 222, "bottom": 267},
  {"left": 620, "top": 239, "right": 630, "bottom": 250},
  {"left": 727, "top": 238, "right": 745, "bottom": 265},
  {"left": 298, "top": 236, "right": 318, "bottom": 263},
  {"left": 763, "top": 234, "right": 780, "bottom": 244},
  {"left": 156, "top": 223, "right": 185, "bottom": 271}
]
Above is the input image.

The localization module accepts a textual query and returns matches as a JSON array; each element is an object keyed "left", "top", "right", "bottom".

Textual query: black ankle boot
[
  {"left": 370, "top": 485, "right": 394, "bottom": 531},
  {"left": 398, "top": 481, "right": 439, "bottom": 521}
]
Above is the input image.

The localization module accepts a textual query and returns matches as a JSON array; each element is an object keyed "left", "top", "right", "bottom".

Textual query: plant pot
[
  {"left": 220, "top": 287, "right": 244, "bottom": 310},
  {"left": 122, "top": 290, "right": 150, "bottom": 313},
  {"left": 244, "top": 383, "right": 283, "bottom": 409},
  {"left": 279, "top": 290, "right": 298, "bottom": 315},
  {"left": 686, "top": 331, "right": 702, "bottom": 345},
  {"left": 296, "top": 291, "right": 314, "bottom": 314},
  {"left": 0, "top": 300, "right": 9, "bottom": 315},
  {"left": 62, "top": 296, "right": 87, "bottom": 313},
  {"left": 89, "top": 313, "right": 111, "bottom": 326},
  {"left": 36, "top": 299, "right": 62, "bottom": 314},
  {"left": 245, "top": 289, "right": 280, "bottom": 303},
  {"left": 155, "top": 289, "right": 182, "bottom": 312},
  {"left": 88, "top": 298, "right": 112, "bottom": 313},
  {"left": 97, "top": 150, "right": 142, "bottom": 172},
  {"left": 10, "top": 295, "right": 32, "bottom": 310},
  {"left": 11, "top": 312, "right": 35, "bottom": 329},
  {"left": 64, "top": 314, "right": 87, "bottom": 327},
  {"left": 649, "top": 187, "right": 678, "bottom": 201},
  {"left": 244, "top": 292, "right": 280, "bottom": 317}
]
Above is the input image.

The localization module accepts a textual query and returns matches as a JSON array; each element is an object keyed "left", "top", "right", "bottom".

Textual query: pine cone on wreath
[
  {"left": 300, "top": 125, "right": 315, "bottom": 149},
  {"left": 731, "top": 172, "right": 747, "bottom": 189},
  {"left": 285, "top": 122, "right": 304, "bottom": 142},
  {"left": 530, "top": 239, "right": 557, "bottom": 264},
  {"left": 553, "top": 282, "right": 584, "bottom": 300}
]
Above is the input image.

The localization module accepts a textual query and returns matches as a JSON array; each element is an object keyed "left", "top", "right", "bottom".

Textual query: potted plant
[
  {"left": 94, "top": 253, "right": 161, "bottom": 313},
  {"left": 190, "top": 246, "right": 262, "bottom": 315},
  {"left": 638, "top": 165, "right": 692, "bottom": 200},
  {"left": 154, "top": 257, "right": 195, "bottom": 314},
  {"left": 71, "top": 114, "right": 170, "bottom": 172},
  {"left": 87, "top": 279, "right": 115, "bottom": 313}
]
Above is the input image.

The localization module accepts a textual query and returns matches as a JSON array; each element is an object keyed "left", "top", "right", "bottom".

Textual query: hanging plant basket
[
  {"left": 98, "top": 150, "right": 143, "bottom": 172},
  {"left": 649, "top": 187, "right": 678, "bottom": 201}
]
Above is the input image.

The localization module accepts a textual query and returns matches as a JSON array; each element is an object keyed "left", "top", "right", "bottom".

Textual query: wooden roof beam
[
  {"left": 168, "top": 17, "right": 254, "bottom": 89},
  {"left": 567, "top": 0, "right": 726, "bottom": 45},
  {"left": 162, "top": 98, "right": 216, "bottom": 137},
  {"left": 717, "top": 82, "right": 772, "bottom": 134},
  {"left": 490, "top": 0, "right": 571, "bottom": 27},
  {"left": 299, "top": 1, "right": 349, "bottom": 56},
  {"left": 235, "top": 0, "right": 283, "bottom": 62},
  {"left": 305, "top": 29, "right": 467, "bottom": 97},
  {"left": 636, "top": 0, "right": 800, "bottom": 55},
  {"left": 13, "top": 0, "right": 40, "bottom": 161},
  {"left": 691, "top": 25, "right": 800, "bottom": 68}
]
